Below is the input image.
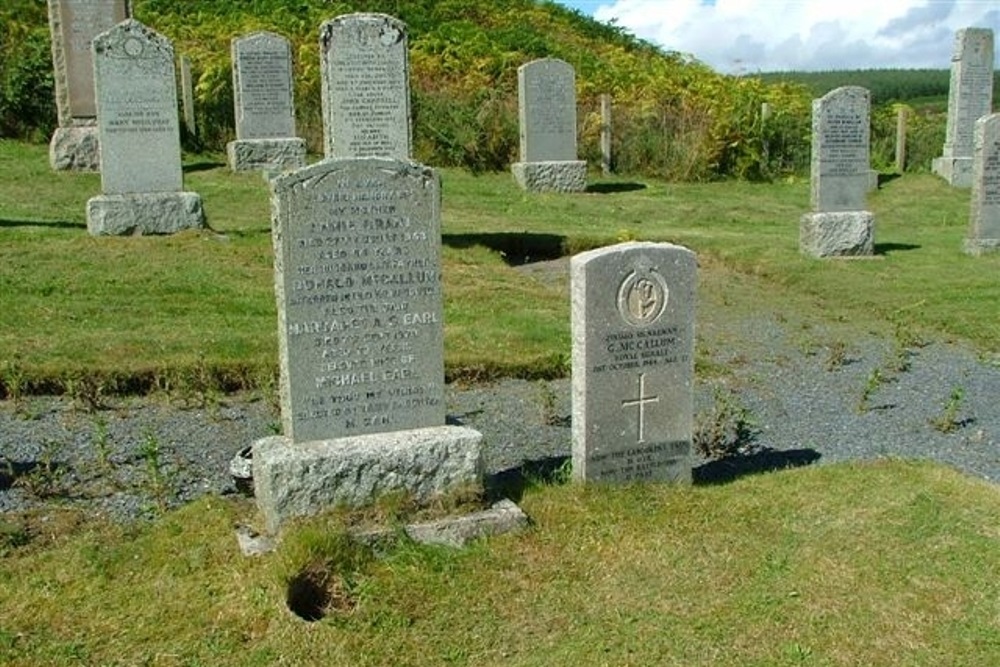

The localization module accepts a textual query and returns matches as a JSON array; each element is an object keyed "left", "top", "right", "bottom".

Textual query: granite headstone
[
  {"left": 319, "top": 13, "right": 411, "bottom": 159},
  {"left": 511, "top": 58, "right": 587, "bottom": 192},
  {"left": 571, "top": 242, "right": 695, "bottom": 484},
  {"left": 85, "top": 19, "right": 204, "bottom": 235},
  {"left": 933, "top": 28, "right": 995, "bottom": 188},
  {"left": 964, "top": 113, "right": 1000, "bottom": 255},
  {"left": 800, "top": 86, "right": 874, "bottom": 258},
  {"left": 227, "top": 31, "right": 306, "bottom": 172}
]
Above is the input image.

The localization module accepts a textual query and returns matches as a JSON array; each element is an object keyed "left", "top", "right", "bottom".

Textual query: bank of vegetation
[{"left": 0, "top": 0, "right": 972, "bottom": 179}]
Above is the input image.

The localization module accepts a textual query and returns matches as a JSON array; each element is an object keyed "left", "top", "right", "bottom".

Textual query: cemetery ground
[{"left": 2, "top": 137, "right": 1000, "bottom": 664}]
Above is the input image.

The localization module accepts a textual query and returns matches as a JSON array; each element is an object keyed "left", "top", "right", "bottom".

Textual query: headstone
[
  {"left": 85, "top": 19, "right": 204, "bottom": 236},
  {"left": 179, "top": 54, "right": 196, "bottom": 138},
  {"left": 571, "top": 242, "right": 696, "bottom": 485},
  {"left": 227, "top": 31, "right": 306, "bottom": 172},
  {"left": 601, "top": 93, "right": 612, "bottom": 177},
  {"left": 964, "top": 114, "right": 1000, "bottom": 255},
  {"left": 895, "top": 106, "right": 907, "bottom": 174},
  {"left": 511, "top": 58, "right": 588, "bottom": 192},
  {"left": 46, "top": 0, "right": 129, "bottom": 171},
  {"left": 932, "top": 28, "right": 995, "bottom": 188},
  {"left": 319, "top": 13, "right": 411, "bottom": 159},
  {"left": 800, "top": 86, "right": 874, "bottom": 258},
  {"left": 252, "top": 157, "right": 482, "bottom": 532}
]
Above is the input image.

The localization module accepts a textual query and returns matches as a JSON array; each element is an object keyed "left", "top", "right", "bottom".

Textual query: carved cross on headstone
[{"left": 621, "top": 372, "right": 659, "bottom": 443}]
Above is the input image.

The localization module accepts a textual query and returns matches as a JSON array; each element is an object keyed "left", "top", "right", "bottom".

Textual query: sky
[{"left": 552, "top": 0, "right": 1000, "bottom": 73}]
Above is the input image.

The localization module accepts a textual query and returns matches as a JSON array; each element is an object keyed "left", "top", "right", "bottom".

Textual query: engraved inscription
[
  {"left": 278, "top": 165, "right": 441, "bottom": 441},
  {"left": 617, "top": 268, "right": 668, "bottom": 326},
  {"left": 234, "top": 35, "right": 295, "bottom": 139},
  {"left": 56, "top": 0, "right": 127, "bottom": 118},
  {"left": 592, "top": 326, "right": 687, "bottom": 374},
  {"left": 588, "top": 441, "right": 689, "bottom": 481},
  {"left": 621, "top": 373, "right": 659, "bottom": 443},
  {"left": 819, "top": 111, "right": 867, "bottom": 177}
]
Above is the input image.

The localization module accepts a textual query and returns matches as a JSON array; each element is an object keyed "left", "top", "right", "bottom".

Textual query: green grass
[
  {"left": 2, "top": 460, "right": 1000, "bottom": 665},
  {"left": 1, "top": 139, "right": 995, "bottom": 396}
]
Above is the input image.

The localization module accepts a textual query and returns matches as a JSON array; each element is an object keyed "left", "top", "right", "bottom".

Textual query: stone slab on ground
[
  {"left": 86, "top": 192, "right": 205, "bottom": 236},
  {"left": 49, "top": 125, "right": 100, "bottom": 171},
  {"left": 511, "top": 161, "right": 587, "bottom": 193},
  {"left": 800, "top": 211, "right": 874, "bottom": 258},
  {"left": 226, "top": 138, "right": 306, "bottom": 172}
]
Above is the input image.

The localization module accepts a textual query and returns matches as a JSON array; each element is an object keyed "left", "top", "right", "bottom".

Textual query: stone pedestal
[
  {"left": 963, "top": 238, "right": 1000, "bottom": 256},
  {"left": 800, "top": 211, "right": 874, "bottom": 258},
  {"left": 227, "top": 138, "right": 306, "bottom": 172},
  {"left": 511, "top": 161, "right": 587, "bottom": 193},
  {"left": 86, "top": 192, "right": 205, "bottom": 236},
  {"left": 253, "top": 425, "right": 484, "bottom": 532},
  {"left": 49, "top": 125, "right": 100, "bottom": 172},
  {"left": 932, "top": 156, "right": 974, "bottom": 188}
]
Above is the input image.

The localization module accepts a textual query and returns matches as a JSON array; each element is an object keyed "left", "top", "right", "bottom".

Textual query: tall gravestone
[
  {"left": 964, "top": 114, "right": 1000, "bottom": 255},
  {"left": 46, "top": 0, "right": 129, "bottom": 171},
  {"left": 319, "top": 13, "right": 411, "bottom": 159},
  {"left": 85, "top": 19, "right": 204, "bottom": 236},
  {"left": 800, "top": 86, "right": 874, "bottom": 258},
  {"left": 933, "top": 28, "right": 995, "bottom": 188},
  {"left": 511, "top": 58, "right": 587, "bottom": 193},
  {"left": 227, "top": 31, "right": 306, "bottom": 172},
  {"left": 571, "top": 242, "right": 695, "bottom": 485},
  {"left": 252, "top": 157, "right": 483, "bottom": 532}
]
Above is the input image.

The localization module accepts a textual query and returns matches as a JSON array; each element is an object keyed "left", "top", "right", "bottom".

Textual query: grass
[
  {"left": 3, "top": 139, "right": 1000, "bottom": 663},
  {"left": 2, "top": 460, "right": 1000, "bottom": 665},
  {"left": 2, "top": 139, "right": 997, "bottom": 396}
]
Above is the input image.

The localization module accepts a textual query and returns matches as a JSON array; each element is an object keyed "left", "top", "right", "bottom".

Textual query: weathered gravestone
[
  {"left": 800, "top": 86, "right": 874, "bottom": 258},
  {"left": 179, "top": 54, "right": 196, "bottom": 138},
  {"left": 964, "top": 113, "right": 1000, "bottom": 255},
  {"left": 933, "top": 28, "right": 995, "bottom": 188},
  {"left": 46, "top": 0, "right": 129, "bottom": 171},
  {"left": 227, "top": 31, "right": 306, "bottom": 172},
  {"left": 319, "top": 13, "right": 411, "bottom": 159},
  {"left": 511, "top": 58, "right": 587, "bottom": 193},
  {"left": 252, "top": 157, "right": 483, "bottom": 532},
  {"left": 571, "top": 242, "right": 695, "bottom": 484},
  {"left": 85, "top": 19, "right": 204, "bottom": 236}
]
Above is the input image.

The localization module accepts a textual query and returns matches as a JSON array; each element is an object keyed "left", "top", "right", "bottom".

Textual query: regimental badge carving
[{"left": 616, "top": 267, "right": 668, "bottom": 327}]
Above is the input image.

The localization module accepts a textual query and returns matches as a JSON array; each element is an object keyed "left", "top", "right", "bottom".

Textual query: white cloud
[{"left": 587, "top": 0, "right": 1000, "bottom": 72}]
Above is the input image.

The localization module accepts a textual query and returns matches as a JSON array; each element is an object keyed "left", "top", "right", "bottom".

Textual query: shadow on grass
[
  {"left": 585, "top": 182, "right": 647, "bottom": 194},
  {"left": 694, "top": 447, "right": 821, "bottom": 485},
  {"left": 443, "top": 232, "right": 567, "bottom": 265},
  {"left": 485, "top": 455, "right": 570, "bottom": 503},
  {"left": 875, "top": 242, "right": 921, "bottom": 255},
  {"left": 183, "top": 160, "right": 226, "bottom": 173},
  {"left": 877, "top": 172, "right": 902, "bottom": 187},
  {"left": 0, "top": 218, "right": 85, "bottom": 230}
]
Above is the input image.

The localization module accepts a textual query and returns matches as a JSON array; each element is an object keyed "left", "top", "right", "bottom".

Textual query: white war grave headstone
[
  {"left": 511, "top": 58, "right": 587, "bottom": 193},
  {"left": 571, "top": 242, "right": 696, "bottom": 484},
  {"left": 933, "top": 28, "right": 995, "bottom": 188},
  {"left": 46, "top": 0, "right": 129, "bottom": 171},
  {"left": 319, "top": 13, "right": 411, "bottom": 159},
  {"left": 964, "top": 113, "right": 1000, "bottom": 255},
  {"left": 85, "top": 19, "right": 204, "bottom": 236},
  {"left": 252, "top": 158, "right": 483, "bottom": 532},
  {"left": 800, "top": 86, "right": 874, "bottom": 258},
  {"left": 227, "top": 31, "right": 306, "bottom": 172}
]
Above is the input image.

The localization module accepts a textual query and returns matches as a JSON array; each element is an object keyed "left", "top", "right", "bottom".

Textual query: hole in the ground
[{"left": 286, "top": 562, "right": 356, "bottom": 621}]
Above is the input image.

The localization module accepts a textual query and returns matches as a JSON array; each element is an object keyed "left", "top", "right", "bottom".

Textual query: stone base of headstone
[
  {"left": 86, "top": 192, "right": 205, "bottom": 236},
  {"left": 49, "top": 125, "right": 100, "bottom": 172},
  {"left": 800, "top": 211, "right": 874, "bottom": 258},
  {"left": 963, "top": 238, "right": 1000, "bottom": 256},
  {"left": 932, "top": 156, "right": 974, "bottom": 187},
  {"left": 226, "top": 138, "right": 307, "bottom": 173},
  {"left": 868, "top": 169, "right": 879, "bottom": 191},
  {"left": 253, "top": 425, "right": 484, "bottom": 533},
  {"left": 511, "top": 161, "right": 587, "bottom": 193}
]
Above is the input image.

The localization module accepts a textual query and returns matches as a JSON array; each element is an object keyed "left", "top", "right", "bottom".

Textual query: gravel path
[{"left": 3, "top": 286, "right": 1000, "bottom": 523}]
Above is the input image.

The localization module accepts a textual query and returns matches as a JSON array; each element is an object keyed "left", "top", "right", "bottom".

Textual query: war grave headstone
[
  {"left": 511, "top": 58, "right": 588, "bottom": 193},
  {"left": 800, "top": 86, "right": 874, "bottom": 258},
  {"left": 964, "top": 113, "right": 1000, "bottom": 255},
  {"left": 319, "top": 13, "right": 411, "bottom": 159},
  {"left": 571, "top": 242, "right": 696, "bottom": 485},
  {"left": 85, "top": 19, "right": 204, "bottom": 236},
  {"left": 46, "top": 0, "right": 129, "bottom": 171},
  {"left": 932, "top": 28, "right": 995, "bottom": 188},
  {"left": 252, "top": 157, "right": 483, "bottom": 532},
  {"left": 227, "top": 31, "right": 306, "bottom": 172}
]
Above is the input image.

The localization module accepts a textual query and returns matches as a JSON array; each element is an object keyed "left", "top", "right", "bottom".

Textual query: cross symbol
[{"left": 621, "top": 373, "right": 659, "bottom": 443}]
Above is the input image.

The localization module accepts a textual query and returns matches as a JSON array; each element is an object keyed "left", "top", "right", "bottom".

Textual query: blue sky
[{"left": 550, "top": 0, "right": 1000, "bottom": 72}]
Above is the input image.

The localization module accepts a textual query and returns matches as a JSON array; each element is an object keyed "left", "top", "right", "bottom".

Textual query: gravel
[{"left": 3, "top": 306, "right": 1000, "bottom": 524}]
